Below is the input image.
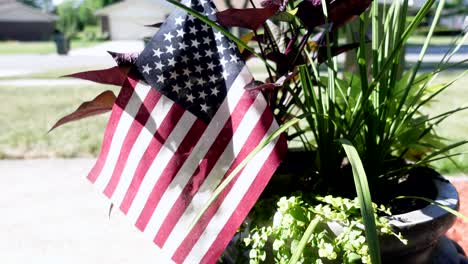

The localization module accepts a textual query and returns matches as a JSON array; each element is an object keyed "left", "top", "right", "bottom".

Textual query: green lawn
[
  {"left": 0, "top": 40, "right": 102, "bottom": 55},
  {"left": 0, "top": 84, "right": 117, "bottom": 159}
]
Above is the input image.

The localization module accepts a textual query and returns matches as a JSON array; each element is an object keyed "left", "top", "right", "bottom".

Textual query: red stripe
[
  {"left": 88, "top": 78, "right": 137, "bottom": 183},
  {"left": 118, "top": 103, "right": 189, "bottom": 214},
  {"left": 102, "top": 89, "right": 162, "bottom": 198},
  {"left": 170, "top": 109, "right": 276, "bottom": 263},
  {"left": 133, "top": 119, "right": 208, "bottom": 232},
  {"left": 153, "top": 91, "right": 258, "bottom": 246},
  {"left": 199, "top": 137, "right": 286, "bottom": 264}
]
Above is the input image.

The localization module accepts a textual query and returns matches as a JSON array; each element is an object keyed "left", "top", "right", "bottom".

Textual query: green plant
[{"left": 243, "top": 195, "right": 405, "bottom": 264}]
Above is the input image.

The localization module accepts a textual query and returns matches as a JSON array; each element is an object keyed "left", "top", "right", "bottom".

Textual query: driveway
[{"left": 0, "top": 159, "right": 171, "bottom": 264}]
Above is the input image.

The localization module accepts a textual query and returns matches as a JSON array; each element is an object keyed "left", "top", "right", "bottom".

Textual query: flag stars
[
  {"left": 182, "top": 68, "right": 191, "bottom": 76},
  {"left": 172, "top": 84, "right": 181, "bottom": 93},
  {"left": 175, "top": 16, "right": 184, "bottom": 26},
  {"left": 205, "top": 50, "right": 214, "bottom": 58},
  {"left": 185, "top": 80, "right": 194, "bottom": 89},
  {"left": 153, "top": 48, "right": 163, "bottom": 57},
  {"left": 211, "top": 87, "right": 220, "bottom": 96},
  {"left": 223, "top": 70, "right": 230, "bottom": 79},
  {"left": 181, "top": 55, "right": 189, "bottom": 63},
  {"left": 203, "top": 36, "right": 211, "bottom": 45},
  {"left": 217, "top": 44, "right": 226, "bottom": 53},
  {"left": 187, "top": 15, "right": 195, "bottom": 22},
  {"left": 199, "top": 90, "right": 207, "bottom": 99},
  {"left": 215, "top": 31, "right": 223, "bottom": 41},
  {"left": 168, "top": 58, "right": 176, "bottom": 67},
  {"left": 179, "top": 42, "right": 188, "bottom": 50},
  {"left": 195, "top": 65, "right": 203, "bottom": 74},
  {"left": 200, "top": 103, "right": 209, "bottom": 113},
  {"left": 189, "top": 26, "right": 198, "bottom": 35},
  {"left": 207, "top": 62, "right": 216, "bottom": 71},
  {"left": 176, "top": 28, "right": 185, "bottom": 38},
  {"left": 166, "top": 44, "right": 175, "bottom": 54},
  {"left": 186, "top": 93, "right": 195, "bottom": 103},
  {"left": 201, "top": 24, "right": 210, "bottom": 32},
  {"left": 193, "top": 52, "right": 202, "bottom": 60},
  {"left": 191, "top": 39, "right": 200, "bottom": 48},
  {"left": 157, "top": 74, "right": 165, "bottom": 83},
  {"left": 228, "top": 42, "right": 237, "bottom": 49},
  {"left": 209, "top": 74, "right": 217, "bottom": 84},
  {"left": 197, "top": 78, "right": 207, "bottom": 86},
  {"left": 142, "top": 64, "right": 152, "bottom": 74},
  {"left": 219, "top": 57, "right": 228, "bottom": 66},
  {"left": 164, "top": 32, "right": 174, "bottom": 42},
  {"left": 154, "top": 61, "right": 164, "bottom": 71},
  {"left": 169, "top": 70, "right": 178, "bottom": 80},
  {"left": 230, "top": 54, "right": 239, "bottom": 63}
]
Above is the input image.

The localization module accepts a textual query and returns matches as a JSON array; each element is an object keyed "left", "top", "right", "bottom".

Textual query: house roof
[{"left": 0, "top": 0, "right": 57, "bottom": 22}]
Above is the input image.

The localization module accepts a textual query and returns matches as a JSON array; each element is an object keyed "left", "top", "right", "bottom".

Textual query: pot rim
[{"left": 388, "top": 176, "right": 459, "bottom": 228}]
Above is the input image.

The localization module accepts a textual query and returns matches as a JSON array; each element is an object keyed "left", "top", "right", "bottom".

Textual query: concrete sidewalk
[{"left": 0, "top": 159, "right": 170, "bottom": 264}]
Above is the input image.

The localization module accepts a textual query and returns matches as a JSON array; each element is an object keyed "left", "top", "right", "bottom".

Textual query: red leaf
[
  {"left": 245, "top": 70, "right": 298, "bottom": 91},
  {"left": 145, "top": 22, "right": 163, "bottom": 28},
  {"left": 107, "top": 51, "right": 139, "bottom": 67},
  {"left": 216, "top": 7, "right": 278, "bottom": 30},
  {"left": 316, "top": 43, "right": 360, "bottom": 63},
  {"left": 64, "top": 66, "right": 128, "bottom": 86},
  {"left": 49, "top": 90, "right": 116, "bottom": 132}
]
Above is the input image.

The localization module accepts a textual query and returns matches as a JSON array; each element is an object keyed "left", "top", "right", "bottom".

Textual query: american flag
[{"left": 87, "top": 0, "right": 285, "bottom": 262}]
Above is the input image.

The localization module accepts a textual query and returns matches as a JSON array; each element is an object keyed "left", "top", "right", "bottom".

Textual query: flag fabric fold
[{"left": 87, "top": 0, "right": 286, "bottom": 263}]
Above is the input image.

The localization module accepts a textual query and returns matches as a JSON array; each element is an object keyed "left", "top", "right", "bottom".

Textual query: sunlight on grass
[
  {"left": 0, "top": 84, "right": 118, "bottom": 158},
  {"left": 422, "top": 71, "right": 468, "bottom": 175}
]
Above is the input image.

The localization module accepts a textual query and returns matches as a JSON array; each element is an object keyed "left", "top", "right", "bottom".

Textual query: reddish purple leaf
[
  {"left": 245, "top": 70, "right": 298, "bottom": 91},
  {"left": 216, "top": 7, "right": 278, "bottom": 30},
  {"left": 107, "top": 51, "right": 139, "bottom": 67},
  {"left": 49, "top": 90, "right": 116, "bottom": 132},
  {"left": 261, "top": 0, "right": 289, "bottom": 10},
  {"left": 64, "top": 66, "right": 128, "bottom": 86},
  {"left": 145, "top": 22, "right": 163, "bottom": 28},
  {"left": 316, "top": 43, "right": 360, "bottom": 63}
]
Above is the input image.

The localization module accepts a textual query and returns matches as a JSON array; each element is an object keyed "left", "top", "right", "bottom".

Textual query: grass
[
  {"left": 0, "top": 84, "right": 117, "bottom": 159},
  {"left": 0, "top": 40, "right": 102, "bottom": 55},
  {"left": 421, "top": 71, "right": 468, "bottom": 175}
]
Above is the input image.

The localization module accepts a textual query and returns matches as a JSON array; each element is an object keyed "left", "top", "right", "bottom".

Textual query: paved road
[{"left": 0, "top": 159, "right": 172, "bottom": 264}]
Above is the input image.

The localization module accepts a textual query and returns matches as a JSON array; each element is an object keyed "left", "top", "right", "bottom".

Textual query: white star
[
  {"left": 166, "top": 44, "right": 175, "bottom": 54},
  {"left": 197, "top": 78, "right": 207, "bottom": 86},
  {"left": 211, "top": 87, "right": 220, "bottom": 96},
  {"left": 153, "top": 48, "right": 163, "bottom": 57},
  {"left": 200, "top": 0, "right": 208, "bottom": 5},
  {"left": 172, "top": 84, "right": 181, "bottom": 93},
  {"left": 195, "top": 65, "right": 203, "bottom": 74},
  {"left": 193, "top": 52, "right": 202, "bottom": 60},
  {"left": 219, "top": 57, "right": 228, "bottom": 66},
  {"left": 223, "top": 70, "right": 230, "bottom": 79},
  {"left": 169, "top": 70, "right": 178, "bottom": 79},
  {"left": 142, "top": 64, "right": 151, "bottom": 74},
  {"left": 200, "top": 103, "right": 209, "bottom": 112},
  {"left": 189, "top": 26, "right": 198, "bottom": 34},
  {"left": 168, "top": 58, "right": 176, "bottom": 67},
  {"left": 207, "top": 62, "right": 216, "bottom": 71},
  {"left": 157, "top": 74, "right": 165, "bottom": 83},
  {"left": 209, "top": 74, "right": 217, "bottom": 83},
  {"left": 217, "top": 44, "right": 226, "bottom": 53},
  {"left": 186, "top": 93, "right": 195, "bottom": 103},
  {"left": 176, "top": 28, "right": 185, "bottom": 37},
  {"left": 175, "top": 16, "right": 184, "bottom": 26},
  {"left": 154, "top": 61, "right": 164, "bottom": 71},
  {"left": 181, "top": 55, "right": 189, "bottom": 63},
  {"left": 182, "top": 68, "right": 191, "bottom": 76},
  {"left": 230, "top": 54, "right": 239, "bottom": 62},
  {"left": 229, "top": 42, "right": 237, "bottom": 49},
  {"left": 201, "top": 24, "right": 210, "bottom": 32},
  {"left": 215, "top": 31, "right": 223, "bottom": 41},
  {"left": 179, "top": 42, "right": 188, "bottom": 50},
  {"left": 199, "top": 90, "right": 207, "bottom": 99},
  {"left": 203, "top": 36, "right": 211, "bottom": 45},
  {"left": 185, "top": 80, "right": 194, "bottom": 89},
  {"left": 164, "top": 32, "right": 174, "bottom": 42},
  {"left": 191, "top": 39, "right": 200, "bottom": 48},
  {"left": 187, "top": 15, "right": 195, "bottom": 22},
  {"left": 205, "top": 50, "right": 214, "bottom": 58}
]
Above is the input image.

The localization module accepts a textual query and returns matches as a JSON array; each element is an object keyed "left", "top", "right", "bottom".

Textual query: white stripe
[
  {"left": 162, "top": 93, "right": 268, "bottom": 253},
  {"left": 94, "top": 83, "right": 151, "bottom": 192},
  {"left": 141, "top": 66, "right": 252, "bottom": 238},
  {"left": 126, "top": 110, "right": 197, "bottom": 225},
  {"left": 109, "top": 91, "right": 175, "bottom": 207},
  {"left": 184, "top": 124, "right": 279, "bottom": 263}
]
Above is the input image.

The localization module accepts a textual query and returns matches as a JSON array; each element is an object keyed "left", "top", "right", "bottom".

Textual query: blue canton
[{"left": 135, "top": 0, "right": 244, "bottom": 123}]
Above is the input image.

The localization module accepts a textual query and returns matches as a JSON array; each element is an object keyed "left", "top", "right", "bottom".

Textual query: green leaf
[{"left": 340, "top": 139, "right": 381, "bottom": 264}]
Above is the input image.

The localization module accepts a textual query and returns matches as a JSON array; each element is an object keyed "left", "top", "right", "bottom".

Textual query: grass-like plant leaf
[
  {"left": 341, "top": 139, "right": 381, "bottom": 264},
  {"left": 288, "top": 217, "right": 321, "bottom": 264}
]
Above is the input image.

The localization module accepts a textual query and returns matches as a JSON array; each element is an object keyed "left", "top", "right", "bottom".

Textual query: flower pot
[{"left": 379, "top": 175, "right": 459, "bottom": 264}]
